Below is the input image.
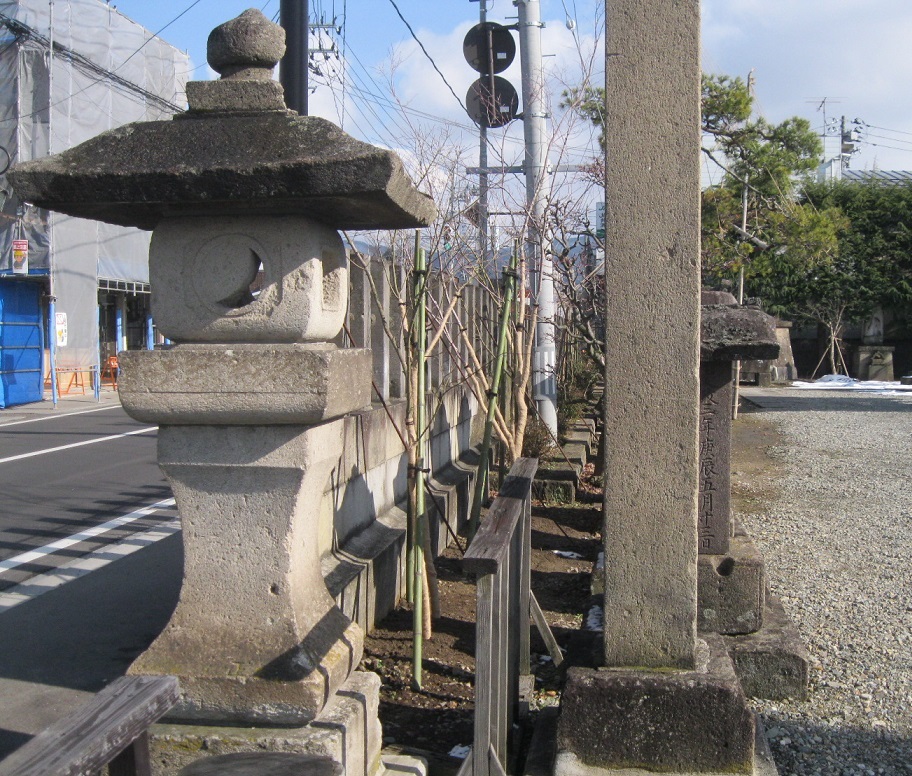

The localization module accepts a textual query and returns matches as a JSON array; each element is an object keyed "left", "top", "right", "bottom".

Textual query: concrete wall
[
  {"left": 321, "top": 387, "right": 482, "bottom": 633},
  {"left": 322, "top": 261, "right": 490, "bottom": 633}
]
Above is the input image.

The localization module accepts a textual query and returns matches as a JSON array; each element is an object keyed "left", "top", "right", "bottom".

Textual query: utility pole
[
  {"left": 280, "top": 0, "right": 309, "bottom": 115},
  {"left": 478, "top": 2, "right": 490, "bottom": 269},
  {"left": 811, "top": 97, "right": 843, "bottom": 182},
  {"left": 839, "top": 115, "right": 861, "bottom": 170},
  {"left": 515, "top": 0, "right": 557, "bottom": 435}
]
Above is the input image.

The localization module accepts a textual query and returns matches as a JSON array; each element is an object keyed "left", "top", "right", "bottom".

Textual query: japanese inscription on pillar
[{"left": 698, "top": 361, "right": 732, "bottom": 555}]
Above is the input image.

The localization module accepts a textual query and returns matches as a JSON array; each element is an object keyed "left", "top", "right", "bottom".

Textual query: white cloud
[{"left": 702, "top": 0, "right": 912, "bottom": 171}]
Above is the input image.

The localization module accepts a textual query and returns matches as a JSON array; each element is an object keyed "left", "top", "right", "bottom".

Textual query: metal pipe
[
  {"left": 478, "top": 0, "right": 489, "bottom": 271},
  {"left": 516, "top": 0, "right": 557, "bottom": 435},
  {"left": 48, "top": 1, "right": 58, "bottom": 408},
  {"left": 280, "top": 0, "right": 309, "bottom": 115}
]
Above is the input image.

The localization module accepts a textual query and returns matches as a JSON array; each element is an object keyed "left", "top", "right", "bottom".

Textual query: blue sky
[
  {"left": 107, "top": 0, "right": 605, "bottom": 193},
  {"left": 109, "top": 0, "right": 523, "bottom": 83},
  {"left": 106, "top": 0, "right": 912, "bottom": 175}
]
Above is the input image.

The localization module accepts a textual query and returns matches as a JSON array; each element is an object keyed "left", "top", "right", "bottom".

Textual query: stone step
[{"left": 380, "top": 752, "right": 428, "bottom": 776}]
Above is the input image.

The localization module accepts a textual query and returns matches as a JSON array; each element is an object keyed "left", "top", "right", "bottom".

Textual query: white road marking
[
  {"left": 0, "top": 497, "right": 176, "bottom": 573},
  {"left": 0, "top": 521, "right": 180, "bottom": 613},
  {"left": 0, "top": 426, "right": 157, "bottom": 465},
  {"left": 0, "top": 404, "right": 121, "bottom": 427}
]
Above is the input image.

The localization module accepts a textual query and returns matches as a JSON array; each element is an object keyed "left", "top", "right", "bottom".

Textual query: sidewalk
[{"left": 0, "top": 387, "right": 121, "bottom": 425}]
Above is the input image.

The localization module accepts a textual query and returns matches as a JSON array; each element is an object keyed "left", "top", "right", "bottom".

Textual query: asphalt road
[{"left": 0, "top": 392, "right": 182, "bottom": 759}]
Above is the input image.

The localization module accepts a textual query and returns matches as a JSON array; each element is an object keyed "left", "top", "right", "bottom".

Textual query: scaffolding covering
[{"left": 0, "top": 0, "right": 189, "bottom": 369}]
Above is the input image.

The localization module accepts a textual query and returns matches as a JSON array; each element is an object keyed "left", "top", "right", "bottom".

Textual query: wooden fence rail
[
  {"left": 461, "top": 458, "right": 562, "bottom": 776},
  {"left": 0, "top": 675, "right": 178, "bottom": 776}
]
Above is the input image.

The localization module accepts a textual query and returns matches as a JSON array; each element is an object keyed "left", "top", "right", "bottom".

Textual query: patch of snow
[
  {"left": 553, "top": 550, "right": 583, "bottom": 560},
  {"left": 815, "top": 374, "right": 857, "bottom": 385},
  {"left": 449, "top": 745, "right": 471, "bottom": 760},
  {"left": 792, "top": 375, "right": 912, "bottom": 394},
  {"left": 585, "top": 605, "right": 604, "bottom": 632}
]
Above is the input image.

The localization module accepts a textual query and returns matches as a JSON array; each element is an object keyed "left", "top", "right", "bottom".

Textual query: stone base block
[
  {"left": 149, "top": 672, "right": 382, "bottom": 776},
  {"left": 591, "top": 552, "right": 604, "bottom": 596},
  {"left": 726, "top": 595, "right": 810, "bottom": 701},
  {"left": 178, "top": 753, "right": 341, "bottom": 776},
  {"left": 555, "top": 637, "right": 755, "bottom": 774},
  {"left": 566, "top": 424, "right": 594, "bottom": 459},
  {"left": 853, "top": 345, "right": 895, "bottom": 382},
  {"left": 698, "top": 533, "right": 766, "bottom": 635},
  {"left": 119, "top": 344, "right": 372, "bottom": 424},
  {"left": 532, "top": 463, "right": 578, "bottom": 503},
  {"left": 555, "top": 718, "right": 778, "bottom": 776},
  {"left": 523, "top": 706, "right": 560, "bottom": 776}
]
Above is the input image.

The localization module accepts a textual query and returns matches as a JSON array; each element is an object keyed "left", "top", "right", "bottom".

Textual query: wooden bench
[{"left": 0, "top": 675, "right": 179, "bottom": 776}]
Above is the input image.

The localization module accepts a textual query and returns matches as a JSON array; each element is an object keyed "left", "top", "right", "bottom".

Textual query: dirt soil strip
[{"left": 363, "top": 480, "right": 602, "bottom": 773}]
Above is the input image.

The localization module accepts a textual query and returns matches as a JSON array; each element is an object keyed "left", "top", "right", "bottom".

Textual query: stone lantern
[{"left": 9, "top": 8, "right": 435, "bottom": 772}]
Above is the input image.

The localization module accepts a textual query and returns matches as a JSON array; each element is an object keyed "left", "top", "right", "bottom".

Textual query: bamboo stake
[
  {"left": 412, "top": 238, "right": 428, "bottom": 689},
  {"left": 469, "top": 249, "right": 519, "bottom": 538}
]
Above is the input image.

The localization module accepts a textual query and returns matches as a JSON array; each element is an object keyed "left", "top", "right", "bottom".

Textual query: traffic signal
[{"left": 463, "top": 22, "right": 518, "bottom": 129}]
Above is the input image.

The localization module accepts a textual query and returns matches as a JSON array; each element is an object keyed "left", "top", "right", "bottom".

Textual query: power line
[
  {"left": 339, "top": 0, "right": 347, "bottom": 129},
  {"left": 863, "top": 131, "right": 912, "bottom": 148},
  {"left": 384, "top": 0, "right": 469, "bottom": 119},
  {"left": 338, "top": 49, "right": 417, "bottom": 144},
  {"left": 119, "top": 0, "right": 203, "bottom": 70},
  {"left": 0, "top": 8, "right": 189, "bottom": 126},
  {"left": 866, "top": 142, "right": 912, "bottom": 155},
  {"left": 863, "top": 123, "right": 912, "bottom": 139},
  {"left": 0, "top": 13, "right": 183, "bottom": 123}
]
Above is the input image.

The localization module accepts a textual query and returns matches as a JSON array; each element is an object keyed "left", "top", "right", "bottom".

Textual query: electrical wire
[
  {"left": 340, "top": 0, "right": 347, "bottom": 129},
  {"left": 862, "top": 131, "right": 912, "bottom": 148},
  {"left": 258, "top": 3, "right": 596, "bottom": 212},
  {"left": 338, "top": 49, "right": 415, "bottom": 143},
  {"left": 866, "top": 142, "right": 912, "bottom": 155},
  {"left": 0, "top": 5, "right": 193, "bottom": 126},
  {"left": 339, "top": 47, "right": 558, "bottom": 167},
  {"left": 862, "top": 123, "right": 912, "bottom": 138},
  {"left": 119, "top": 0, "right": 202, "bottom": 70},
  {"left": 383, "top": 0, "right": 470, "bottom": 119}
]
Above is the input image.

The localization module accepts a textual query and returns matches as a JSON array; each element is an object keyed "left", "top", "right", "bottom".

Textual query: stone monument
[
  {"left": 854, "top": 308, "right": 895, "bottom": 381},
  {"left": 696, "top": 292, "right": 809, "bottom": 701},
  {"left": 697, "top": 292, "right": 777, "bottom": 637},
  {"left": 554, "top": 2, "right": 774, "bottom": 774},
  {"left": 9, "top": 9, "right": 435, "bottom": 775}
]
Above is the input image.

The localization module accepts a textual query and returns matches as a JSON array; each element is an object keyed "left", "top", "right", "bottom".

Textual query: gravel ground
[{"left": 737, "top": 387, "right": 912, "bottom": 776}]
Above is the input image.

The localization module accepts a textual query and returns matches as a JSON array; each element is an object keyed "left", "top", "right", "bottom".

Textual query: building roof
[{"left": 842, "top": 170, "right": 912, "bottom": 185}]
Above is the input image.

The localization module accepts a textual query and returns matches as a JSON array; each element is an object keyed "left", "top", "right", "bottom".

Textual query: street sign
[
  {"left": 55, "top": 312, "right": 68, "bottom": 347},
  {"left": 12, "top": 239, "right": 28, "bottom": 274},
  {"left": 466, "top": 76, "right": 519, "bottom": 128},
  {"left": 463, "top": 22, "right": 515, "bottom": 74}
]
